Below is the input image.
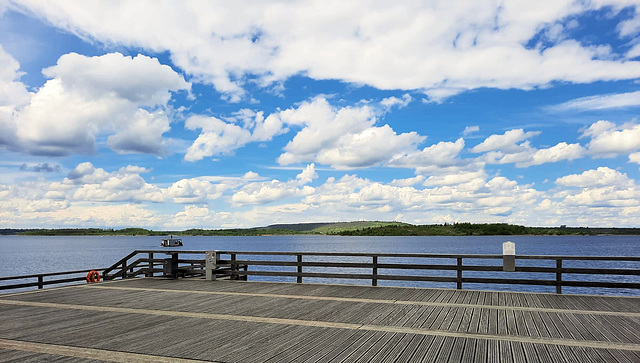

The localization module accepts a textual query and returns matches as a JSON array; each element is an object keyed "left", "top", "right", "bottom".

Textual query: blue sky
[{"left": 1, "top": 1, "right": 640, "bottom": 229}]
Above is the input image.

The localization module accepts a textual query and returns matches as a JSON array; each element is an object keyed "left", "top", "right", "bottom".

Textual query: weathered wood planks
[{"left": 0, "top": 278, "right": 638, "bottom": 362}]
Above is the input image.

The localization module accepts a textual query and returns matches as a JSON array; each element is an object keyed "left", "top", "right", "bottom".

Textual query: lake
[{"left": 1, "top": 235, "right": 639, "bottom": 295}]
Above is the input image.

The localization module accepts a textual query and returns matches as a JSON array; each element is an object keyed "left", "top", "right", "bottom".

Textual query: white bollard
[
  {"left": 205, "top": 251, "right": 218, "bottom": 281},
  {"left": 503, "top": 242, "right": 515, "bottom": 272}
]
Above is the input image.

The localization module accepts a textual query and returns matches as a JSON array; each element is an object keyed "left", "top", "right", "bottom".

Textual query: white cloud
[
  {"left": 231, "top": 165, "right": 317, "bottom": 206},
  {"left": 231, "top": 180, "right": 314, "bottom": 206},
  {"left": 390, "top": 175, "right": 425, "bottom": 187},
  {"left": 388, "top": 138, "right": 465, "bottom": 171},
  {"left": 618, "top": 10, "right": 640, "bottom": 37},
  {"left": 462, "top": 126, "right": 479, "bottom": 136},
  {"left": 107, "top": 109, "right": 171, "bottom": 155},
  {"left": 11, "top": 1, "right": 640, "bottom": 100},
  {"left": 1, "top": 52, "right": 189, "bottom": 156},
  {"left": 313, "top": 125, "right": 424, "bottom": 169},
  {"left": 549, "top": 91, "right": 640, "bottom": 112},
  {"left": 0, "top": 45, "right": 30, "bottom": 107},
  {"left": 184, "top": 108, "right": 289, "bottom": 162},
  {"left": 59, "top": 162, "right": 223, "bottom": 204},
  {"left": 184, "top": 115, "right": 253, "bottom": 161},
  {"left": 423, "top": 171, "right": 486, "bottom": 187},
  {"left": 380, "top": 94, "right": 412, "bottom": 109},
  {"left": 271, "top": 97, "right": 425, "bottom": 169},
  {"left": 276, "top": 97, "right": 377, "bottom": 163},
  {"left": 581, "top": 120, "right": 640, "bottom": 156},
  {"left": 296, "top": 163, "right": 318, "bottom": 185},
  {"left": 517, "top": 142, "right": 585, "bottom": 167},
  {"left": 166, "top": 179, "right": 219, "bottom": 204},
  {"left": 472, "top": 129, "right": 584, "bottom": 167},
  {"left": 472, "top": 129, "right": 540, "bottom": 153},
  {"left": 630, "top": 152, "right": 640, "bottom": 164},
  {"left": 627, "top": 43, "right": 640, "bottom": 59},
  {"left": 556, "top": 167, "right": 634, "bottom": 188}
]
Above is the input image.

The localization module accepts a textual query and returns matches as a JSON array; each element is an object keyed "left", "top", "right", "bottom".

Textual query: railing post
[
  {"left": 556, "top": 259, "right": 563, "bottom": 294},
  {"left": 145, "top": 252, "right": 154, "bottom": 277},
  {"left": 372, "top": 256, "right": 378, "bottom": 286},
  {"left": 37, "top": 275, "right": 43, "bottom": 289},
  {"left": 122, "top": 260, "right": 127, "bottom": 279},
  {"left": 503, "top": 242, "right": 516, "bottom": 272},
  {"left": 231, "top": 253, "right": 237, "bottom": 280},
  {"left": 297, "top": 255, "right": 302, "bottom": 283},
  {"left": 456, "top": 258, "right": 463, "bottom": 290}
]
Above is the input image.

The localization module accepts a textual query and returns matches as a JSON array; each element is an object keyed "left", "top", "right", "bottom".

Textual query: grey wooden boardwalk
[{"left": 0, "top": 278, "right": 639, "bottom": 362}]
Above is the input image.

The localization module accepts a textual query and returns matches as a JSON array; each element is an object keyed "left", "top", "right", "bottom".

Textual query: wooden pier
[{"left": 1, "top": 277, "right": 639, "bottom": 362}]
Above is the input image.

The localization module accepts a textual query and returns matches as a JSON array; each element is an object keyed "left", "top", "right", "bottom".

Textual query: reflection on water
[{"left": 1, "top": 235, "right": 638, "bottom": 295}]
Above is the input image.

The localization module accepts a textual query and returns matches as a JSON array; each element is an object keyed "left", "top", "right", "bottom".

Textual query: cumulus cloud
[
  {"left": 11, "top": 1, "right": 640, "bottom": 100},
  {"left": 59, "top": 162, "right": 227, "bottom": 204},
  {"left": 380, "top": 94, "right": 412, "bottom": 109},
  {"left": 472, "top": 129, "right": 584, "bottom": 167},
  {"left": 581, "top": 120, "right": 640, "bottom": 156},
  {"left": 231, "top": 164, "right": 317, "bottom": 206},
  {"left": 0, "top": 52, "right": 189, "bottom": 156},
  {"left": 0, "top": 45, "right": 30, "bottom": 107},
  {"left": 3, "top": 157, "right": 640, "bottom": 228},
  {"left": 556, "top": 167, "right": 635, "bottom": 188},
  {"left": 185, "top": 96, "right": 426, "bottom": 168},
  {"left": 388, "top": 138, "right": 465, "bottom": 172},
  {"left": 296, "top": 163, "right": 318, "bottom": 185},
  {"left": 472, "top": 129, "right": 540, "bottom": 153},
  {"left": 184, "top": 109, "right": 288, "bottom": 161},
  {"left": 554, "top": 168, "right": 640, "bottom": 210},
  {"left": 184, "top": 115, "right": 253, "bottom": 161},
  {"left": 549, "top": 91, "right": 640, "bottom": 112}
]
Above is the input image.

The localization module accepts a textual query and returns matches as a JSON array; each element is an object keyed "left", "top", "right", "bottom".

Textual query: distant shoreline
[{"left": 2, "top": 222, "right": 640, "bottom": 237}]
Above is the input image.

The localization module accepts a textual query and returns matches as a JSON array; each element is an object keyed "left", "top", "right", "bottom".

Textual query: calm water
[{"left": 1, "top": 235, "right": 638, "bottom": 295}]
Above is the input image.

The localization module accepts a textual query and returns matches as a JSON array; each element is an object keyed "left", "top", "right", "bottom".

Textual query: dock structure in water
[{"left": 1, "top": 277, "right": 639, "bottom": 362}]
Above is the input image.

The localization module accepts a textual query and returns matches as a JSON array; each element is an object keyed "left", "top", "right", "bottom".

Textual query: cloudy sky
[{"left": 1, "top": 1, "right": 640, "bottom": 229}]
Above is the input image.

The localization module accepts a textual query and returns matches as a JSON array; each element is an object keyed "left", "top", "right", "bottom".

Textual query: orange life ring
[{"left": 86, "top": 270, "right": 101, "bottom": 283}]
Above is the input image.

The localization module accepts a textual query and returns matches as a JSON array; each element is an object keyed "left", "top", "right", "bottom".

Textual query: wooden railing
[
  {"left": 214, "top": 251, "right": 640, "bottom": 294},
  {"left": 2, "top": 250, "right": 639, "bottom": 294},
  {"left": 102, "top": 250, "right": 208, "bottom": 280},
  {"left": 0, "top": 268, "right": 108, "bottom": 291},
  {"left": 0, "top": 250, "right": 210, "bottom": 292}
]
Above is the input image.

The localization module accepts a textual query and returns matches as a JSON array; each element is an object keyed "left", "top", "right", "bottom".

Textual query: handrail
[
  {"left": 0, "top": 268, "right": 108, "bottom": 291},
  {"left": 212, "top": 251, "right": 640, "bottom": 294},
  {"left": 102, "top": 250, "right": 208, "bottom": 281},
  {"left": 2, "top": 250, "right": 639, "bottom": 295}
]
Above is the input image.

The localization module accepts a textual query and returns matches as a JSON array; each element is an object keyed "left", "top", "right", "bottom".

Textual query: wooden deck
[{"left": 0, "top": 278, "right": 639, "bottom": 362}]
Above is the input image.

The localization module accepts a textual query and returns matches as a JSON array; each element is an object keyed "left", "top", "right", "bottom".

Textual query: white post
[
  {"left": 503, "top": 242, "right": 515, "bottom": 272},
  {"left": 205, "top": 251, "right": 218, "bottom": 281}
]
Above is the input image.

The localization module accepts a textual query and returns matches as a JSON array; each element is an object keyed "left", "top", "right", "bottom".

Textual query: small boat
[{"left": 161, "top": 235, "right": 183, "bottom": 247}]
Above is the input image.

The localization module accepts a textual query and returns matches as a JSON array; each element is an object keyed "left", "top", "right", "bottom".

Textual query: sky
[{"left": 0, "top": 1, "right": 640, "bottom": 229}]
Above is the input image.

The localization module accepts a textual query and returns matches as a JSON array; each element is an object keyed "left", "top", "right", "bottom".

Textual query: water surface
[{"left": 1, "top": 235, "right": 638, "bottom": 295}]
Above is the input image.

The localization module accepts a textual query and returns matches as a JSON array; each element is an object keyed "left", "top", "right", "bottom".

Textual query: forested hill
[
  {"left": 5, "top": 222, "right": 640, "bottom": 236},
  {"left": 332, "top": 223, "right": 640, "bottom": 236}
]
